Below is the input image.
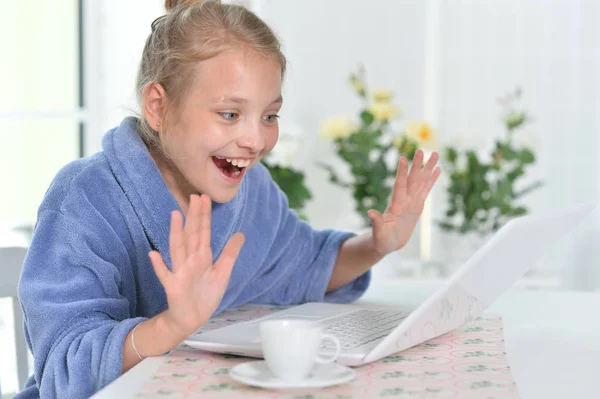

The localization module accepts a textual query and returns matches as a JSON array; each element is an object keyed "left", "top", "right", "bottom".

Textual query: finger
[
  {"left": 417, "top": 166, "right": 442, "bottom": 200},
  {"left": 414, "top": 152, "right": 440, "bottom": 198},
  {"left": 407, "top": 149, "right": 424, "bottom": 190},
  {"left": 198, "top": 194, "right": 212, "bottom": 251},
  {"left": 149, "top": 250, "right": 170, "bottom": 285},
  {"left": 367, "top": 209, "right": 384, "bottom": 234},
  {"left": 184, "top": 194, "right": 203, "bottom": 255},
  {"left": 422, "top": 151, "right": 440, "bottom": 174},
  {"left": 169, "top": 210, "right": 185, "bottom": 272},
  {"left": 389, "top": 157, "right": 409, "bottom": 206},
  {"left": 427, "top": 167, "right": 442, "bottom": 191},
  {"left": 213, "top": 232, "right": 245, "bottom": 282}
]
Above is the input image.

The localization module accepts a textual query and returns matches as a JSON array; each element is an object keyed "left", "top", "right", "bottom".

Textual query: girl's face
[{"left": 158, "top": 47, "right": 282, "bottom": 203}]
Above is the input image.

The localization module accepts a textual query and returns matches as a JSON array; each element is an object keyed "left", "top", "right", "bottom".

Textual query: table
[
  {"left": 360, "top": 282, "right": 600, "bottom": 399},
  {"left": 93, "top": 281, "right": 600, "bottom": 399}
]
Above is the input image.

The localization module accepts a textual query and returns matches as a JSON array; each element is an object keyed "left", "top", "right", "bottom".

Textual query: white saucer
[{"left": 229, "top": 361, "right": 356, "bottom": 389}]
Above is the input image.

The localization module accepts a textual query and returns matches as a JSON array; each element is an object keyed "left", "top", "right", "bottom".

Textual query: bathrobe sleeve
[
  {"left": 18, "top": 207, "right": 144, "bottom": 398},
  {"left": 245, "top": 164, "right": 371, "bottom": 305}
]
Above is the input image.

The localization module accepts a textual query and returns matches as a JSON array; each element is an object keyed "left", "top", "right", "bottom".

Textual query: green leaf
[
  {"left": 507, "top": 206, "right": 527, "bottom": 217},
  {"left": 437, "top": 221, "right": 456, "bottom": 231},
  {"left": 498, "top": 143, "right": 518, "bottom": 161},
  {"left": 496, "top": 179, "right": 514, "bottom": 199},
  {"left": 517, "top": 148, "right": 535, "bottom": 164},
  {"left": 398, "top": 137, "right": 417, "bottom": 160},
  {"left": 360, "top": 110, "right": 375, "bottom": 126},
  {"left": 514, "top": 180, "right": 544, "bottom": 199},
  {"left": 262, "top": 160, "right": 313, "bottom": 219},
  {"left": 506, "top": 166, "right": 524, "bottom": 181},
  {"left": 446, "top": 147, "right": 458, "bottom": 164},
  {"left": 466, "top": 151, "right": 481, "bottom": 171},
  {"left": 506, "top": 111, "right": 527, "bottom": 131}
]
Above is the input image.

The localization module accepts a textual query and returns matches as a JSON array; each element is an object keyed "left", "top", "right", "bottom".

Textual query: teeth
[
  {"left": 222, "top": 158, "right": 251, "bottom": 168},
  {"left": 214, "top": 156, "right": 251, "bottom": 168}
]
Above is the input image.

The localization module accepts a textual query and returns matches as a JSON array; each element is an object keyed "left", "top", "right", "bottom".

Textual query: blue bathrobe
[{"left": 15, "top": 117, "right": 370, "bottom": 398}]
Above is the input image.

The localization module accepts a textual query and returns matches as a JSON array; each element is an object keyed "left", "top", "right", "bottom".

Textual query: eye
[
  {"left": 263, "top": 114, "right": 280, "bottom": 124},
  {"left": 219, "top": 112, "right": 238, "bottom": 121}
]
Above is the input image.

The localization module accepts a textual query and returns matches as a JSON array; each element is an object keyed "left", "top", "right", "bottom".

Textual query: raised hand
[
  {"left": 149, "top": 194, "right": 245, "bottom": 338},
  {"left": 368, "top": 150, "right": 441, "bottom": 256}
]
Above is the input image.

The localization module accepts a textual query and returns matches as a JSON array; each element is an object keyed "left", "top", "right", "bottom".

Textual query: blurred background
[{"left": 0, "top": 0, "right": 599, "bottom": 395}]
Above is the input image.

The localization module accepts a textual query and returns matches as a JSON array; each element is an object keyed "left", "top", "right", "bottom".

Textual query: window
[
  {"left": 0, "top": 1, "right": 83, "bottom": 394},
  {"left": 0, "top": 0, "right": 83, "bottom": 233}
]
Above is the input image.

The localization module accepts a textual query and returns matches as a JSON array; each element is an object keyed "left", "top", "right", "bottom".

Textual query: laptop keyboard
[{"left": 320, "top": 309, "right": 408, "bottom": 350}]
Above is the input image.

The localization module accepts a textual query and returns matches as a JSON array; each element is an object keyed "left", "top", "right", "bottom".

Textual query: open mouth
[{"left": 212, "top": 156, "right": 251, "bottom": 181}]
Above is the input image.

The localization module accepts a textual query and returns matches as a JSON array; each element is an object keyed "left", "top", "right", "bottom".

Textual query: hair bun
[{"left": 165, "top": 0, "right": 212, "bottom": 12}]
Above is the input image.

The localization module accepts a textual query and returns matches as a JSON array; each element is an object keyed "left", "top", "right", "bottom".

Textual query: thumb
[
  {"left": 367, "top": 209, "right": 384, "bottom": 232},
  {"left": 213, "top": 232, "right": 245, "bottom": 281}
]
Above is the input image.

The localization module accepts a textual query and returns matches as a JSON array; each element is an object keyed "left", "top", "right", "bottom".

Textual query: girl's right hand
[{"left": 149, "top": 194, "right": 245, "bottom": 339}]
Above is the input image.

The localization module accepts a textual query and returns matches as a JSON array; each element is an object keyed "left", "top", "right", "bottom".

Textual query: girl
[{"left": 16, "top": 0, "right": 440, "bottom": 397}]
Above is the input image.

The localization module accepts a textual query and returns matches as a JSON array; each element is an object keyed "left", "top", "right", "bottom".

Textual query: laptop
[{"left": 184, "top": 202, "right": 595, "bottom": 366}]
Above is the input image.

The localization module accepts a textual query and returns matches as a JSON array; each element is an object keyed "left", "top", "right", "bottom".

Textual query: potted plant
[
  {"left": 319, "top": 66, "right": 438, "bottom": 227},
  {"left": 261, "top": 124, "right": 312, "bottom": 220},
  {"left": 437, "top": 88, "right": 543, "bottom": 268}
]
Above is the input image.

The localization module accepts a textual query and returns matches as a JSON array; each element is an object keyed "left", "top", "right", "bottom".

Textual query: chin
[{"left": 206, "top": 186, "right": 240, "bottom": 204}]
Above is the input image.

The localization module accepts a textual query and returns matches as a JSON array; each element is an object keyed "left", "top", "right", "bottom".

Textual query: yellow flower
[
  {"left": 372, "top": 88, "right": 393, "bottom": 103},
  {"left": 319, "top": 116, "right": 355, "bottom": 139},
  {"left": 405, "top": 120, "right": 439, "bottom": 150},
  {"left": 368, "top": 102, "right": 401, "bottom": 122}
]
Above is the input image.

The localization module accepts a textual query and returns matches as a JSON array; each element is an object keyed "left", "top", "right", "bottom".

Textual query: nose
[{"left": 236, "top": 122, "right": 266, "bottom": 153}]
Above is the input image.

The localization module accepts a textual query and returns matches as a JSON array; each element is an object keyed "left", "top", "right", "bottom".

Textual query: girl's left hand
[{"left": 368, "top": 149, "right": 441, "bottom": 256}]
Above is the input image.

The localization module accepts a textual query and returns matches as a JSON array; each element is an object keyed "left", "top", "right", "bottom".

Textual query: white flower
[
  {"left": 368, "top": 102, "right": 402, "bottom": 122},
  {"left": 269, "top": 123, "right": 303, "bottom": 168},
  {"left": 319, "top": 116, "right": 355, "bottom": 139},
  {"left": 516, "top": 131, "right": 540, "bottom": 152},
  {"left": 405, "top": 120, "right": 439, "bottom": 150},
  {"left": 371, "top": 88, "right": 393, "bottom": 103}
]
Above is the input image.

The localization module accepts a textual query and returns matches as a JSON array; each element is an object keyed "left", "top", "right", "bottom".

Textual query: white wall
[
  {"left": 260, "top": 0, "right": 428, "bottom": 233},
  {"left": 83, "top": 0, "right": 165, "bottom": 156},
  {"left": 87, "top": 0, "right": 600, "bottom": 290},
  {"left": 86, "top": 0, "right": 428, "bottom": 235}
]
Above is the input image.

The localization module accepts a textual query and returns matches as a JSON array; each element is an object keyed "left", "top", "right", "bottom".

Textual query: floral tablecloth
[{"left": 136, "top": 305, "right": 519, "bottom": 398}]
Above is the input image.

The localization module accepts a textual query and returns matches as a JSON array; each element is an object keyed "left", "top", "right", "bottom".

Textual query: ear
[{"left": 143, "top": 82, "right": 168, "bottom": 130}]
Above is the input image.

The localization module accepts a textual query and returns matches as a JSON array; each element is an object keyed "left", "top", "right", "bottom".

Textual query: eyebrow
[{"left": 218, "top": 95, "right": 283, "bottom": 106}]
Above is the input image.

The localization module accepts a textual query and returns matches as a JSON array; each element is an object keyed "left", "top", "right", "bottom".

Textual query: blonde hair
[{"left": 136, "top": 0, "right": 286, "bottom": 149}]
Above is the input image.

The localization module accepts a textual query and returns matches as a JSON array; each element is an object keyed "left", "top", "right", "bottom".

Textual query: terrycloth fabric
[{"left": 15, "top": 117, "right": 370, "bottom": 399}]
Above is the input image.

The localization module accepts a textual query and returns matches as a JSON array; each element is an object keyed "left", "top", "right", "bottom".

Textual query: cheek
[
  {"left": 169, "top": 126, "right": 222, "bottom": 159},
  {"left": 160, "top": 131, "right": 183, "bottom": 158},
  {"left": 165, "top": 132, "right": 195, "bottom": 159},
  {"left": 264, "top": 128, "right": 279, "bottom": 153}
]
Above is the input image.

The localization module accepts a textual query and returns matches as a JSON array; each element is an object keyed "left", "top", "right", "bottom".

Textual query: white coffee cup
[{"left": 259, "top": 319, "right": 341, "bottom": 381}]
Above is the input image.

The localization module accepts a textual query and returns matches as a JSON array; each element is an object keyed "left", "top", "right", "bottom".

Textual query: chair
[{"left": 0, "top": 246, "right": 29, "bottom": 394}]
